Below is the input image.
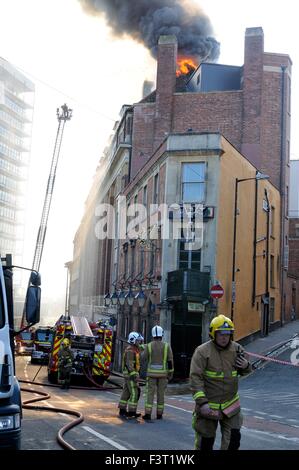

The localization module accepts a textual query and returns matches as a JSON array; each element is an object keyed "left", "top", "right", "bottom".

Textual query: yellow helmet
[
  {"left": 209, "top": 315, "right": 234, "bottom": 340},
  {"left": 62, "top": 338, "right": 70, "bottom": 347}
]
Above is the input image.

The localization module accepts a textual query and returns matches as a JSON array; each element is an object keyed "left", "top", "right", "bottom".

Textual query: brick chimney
[
  {"left": 241, "top": 27, "right": 264, "bottom": 167},
  {"left": 154, "top": 35, "right": 178, "bottom": 150}
]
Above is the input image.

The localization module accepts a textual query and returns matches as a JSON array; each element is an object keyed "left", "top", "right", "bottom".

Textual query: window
[
  {"left": 153, "top": 173, "right": 159, "bottom": 204},
  {"left": 181, "top": 163, "right": 205, "bottom": 203},
  {"left": 123, "top": 243, "right": 128, "bottom": 276},
  {"left": 270, "top": 206, "right": 275, "bottom": 237},
  {"left": 149, "top": 248, "right": 155, "bottom": 274},
  {"left": 125, "top": 317, "right": 129, "bottom": 339},
  {"left": 0, "top": 282, "right": 4, "bottom": 328},
  {"left": 141, "top": 320, "right": 147, "bottom": 342},
  {"left": 139, "top": 247, "right": 144, "bottom": 273},
  {"left": 143, "top": 185, "right": 148, "bottom": 206},
  {"left": 269, "top": 297, "right": 275, "bottom": 324},
  {"left": 270, "top": 255, "right": 275, "bottom": 288},
  {"left": 179, "top": 237, "right": 201, "bottom": 270},
  {"left": 131, "top": 243, "right": 135, "bottom": 277}
]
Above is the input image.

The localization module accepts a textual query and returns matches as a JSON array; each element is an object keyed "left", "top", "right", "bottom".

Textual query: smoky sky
[{"left": 78, "top": 0, "right": 220, "bottom": 62}]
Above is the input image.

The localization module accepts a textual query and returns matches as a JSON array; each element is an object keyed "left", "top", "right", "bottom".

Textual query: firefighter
[
  {"left": 58, "top": 338, "right": 74, "bottom": 390},
  {"left": 118, "top": 331, "right": 143, "bottom": 418},
  {"left": 190, "top": 314, "right": 252, "bottom": 450},
  {"left": 142, "top": 325, "right": 174, "bottom": 421}
]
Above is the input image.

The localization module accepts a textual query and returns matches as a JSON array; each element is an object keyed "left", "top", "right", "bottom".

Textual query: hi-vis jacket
[
  {"left": 190, "top": 340, "right": 252, "bottom": 417},
  {"left": 122, "top": 345, "right": 140, "bottom": 379},
  {"left": 143, "top": 341, "right": 174, "bottom": 379}
]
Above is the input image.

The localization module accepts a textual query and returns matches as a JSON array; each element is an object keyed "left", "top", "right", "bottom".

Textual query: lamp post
[
  {"left": 104, "top": 293, "right": 111, "bottom": 307},
  {"left": 262, "top": 188, "right": 271, "bottom": 336},
  {"left": 231, "top": 171, "right": 269, "bottom": 321}
]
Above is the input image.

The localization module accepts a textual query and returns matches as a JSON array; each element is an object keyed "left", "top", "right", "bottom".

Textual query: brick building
[
  {"left": 128, "top": 28, "right": 291, "bottom": 323},
  {"left": 69, "top": 27, "right": 292, "bottom": 375},
  {"left": 286, "top": 160, "right": 299, "bottom": 321}
]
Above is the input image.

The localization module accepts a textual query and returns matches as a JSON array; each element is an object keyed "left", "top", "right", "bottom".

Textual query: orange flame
[{"left": 176, "top": 57, "right": 197, "bottom": 76}]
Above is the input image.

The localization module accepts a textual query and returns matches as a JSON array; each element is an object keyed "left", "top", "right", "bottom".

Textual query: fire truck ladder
[
  {"left": 32, "top": 104, "right": 72, "bottom": 272},
  {"left": 71, "top": 316, "right": 93, "bottom": 337},
  {"left": 19, "top": 104, "right": 72, "bottom": 329}
]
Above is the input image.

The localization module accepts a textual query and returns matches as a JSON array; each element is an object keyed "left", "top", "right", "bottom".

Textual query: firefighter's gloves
[
  {"left": 235, "top": 355, "right": 249, "bottom": 369},
  {"left": 197, "top": 403, "right": 220, "bottom": 419},
  {"left": 198, "top": 403, "right": 212, "bottom": 418}
]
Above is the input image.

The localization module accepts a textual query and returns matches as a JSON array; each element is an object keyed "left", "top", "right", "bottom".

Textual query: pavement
[{"left": 241, "top": 319, "right": 299, "bottom": 355}]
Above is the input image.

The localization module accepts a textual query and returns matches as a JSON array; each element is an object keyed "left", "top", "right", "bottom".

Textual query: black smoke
[{"left": 77, "top": 0, "right": 220, "bottom": 62}]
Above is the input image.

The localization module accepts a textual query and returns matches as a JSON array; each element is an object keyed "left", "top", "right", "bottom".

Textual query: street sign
[
  {"left": 210, "top": 284, "right": 224, "bottom": 299},
  {"left": 188, "top": 302, "right": 205, "bottom": 313}
]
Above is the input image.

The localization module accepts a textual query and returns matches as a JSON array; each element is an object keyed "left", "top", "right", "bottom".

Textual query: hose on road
[{"left": 21, "top": 386, "right": 83, "bottom": 450}]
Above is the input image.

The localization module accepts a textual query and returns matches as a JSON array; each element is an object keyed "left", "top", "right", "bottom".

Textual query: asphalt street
[{"left": 17, "top": 346, "right": 299, "bottom": 451}]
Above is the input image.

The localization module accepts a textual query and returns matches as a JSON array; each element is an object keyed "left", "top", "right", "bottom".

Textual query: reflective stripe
[
  {"left": 147, "top": 342, "right": 168, "bottom": 374},
  {"left": 204, "top": 370, "right": 224, "bottom": 378},
  {"left": 208, "top": 394, "right": 240, "bottom": 410},
  {"left": 193, "top": 391, "right": 206, "bottom": 400},
  {"left": 208, "top": 402, "right": 221, "bottom": 410},
  {"left": 204, "top": 369, "right": 239, "bottom": 378},
  {"left": 147, "top": 369, "right": 168, "bottom": 374},
  {"left": 222, "top": 394, "right": 240, "bottom": 409},
  {"left": 128, "top": 380, "right": 138, "bottom": 405}
]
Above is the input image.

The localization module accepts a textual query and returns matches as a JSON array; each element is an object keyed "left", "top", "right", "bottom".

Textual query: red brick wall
[
  {"left": 285, "top": 275, "right": 299, "bottom": 321},
  {"left": 241, "top": 28, "right": 264, "bottom": 167},
  {"left": 289, "top": 218, "right": 299, "bottom": 278},
  {"left": 130, "top": 29, "right": 291, "bottom": 191},
  {"left": 131, "top": 103, "right": 155, "bottom": 178},
  {"left": 153, "top": 36, "right": 177, "bottom": 151},
  {"left": 172, "top": 91, "right": 243, "bottom": 149}
]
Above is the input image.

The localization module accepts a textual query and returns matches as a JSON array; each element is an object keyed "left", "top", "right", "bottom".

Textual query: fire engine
[
  {"left": 31, "top": 326, "right": 54, "bottom": 364},
  {"left": 15, "top": 330, "right": 35, "bottom": 356},
  {"left": 47, "top": 315, "right": 113, "bottom": 384}
]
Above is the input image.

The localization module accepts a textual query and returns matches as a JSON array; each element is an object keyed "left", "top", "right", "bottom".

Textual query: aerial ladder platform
[{"left": 20, "top": 104, "right": 72, "bottom": 329}]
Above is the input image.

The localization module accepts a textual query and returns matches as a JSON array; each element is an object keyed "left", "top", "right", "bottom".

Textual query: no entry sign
[{"left": 210, "top": 284, "right": 224, "bottom": 299}]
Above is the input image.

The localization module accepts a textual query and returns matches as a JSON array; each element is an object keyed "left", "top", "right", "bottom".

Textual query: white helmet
[
  {"left": 152, "top": 325, "right": 164, "bottom": 338},
  {"left": 128, "top": 331, "right": 140, "bottom": 344}
]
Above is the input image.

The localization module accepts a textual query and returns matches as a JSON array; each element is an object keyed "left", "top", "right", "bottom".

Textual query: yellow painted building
[{"left": 216, "top": 137, "right": 281, "bottom": 340}]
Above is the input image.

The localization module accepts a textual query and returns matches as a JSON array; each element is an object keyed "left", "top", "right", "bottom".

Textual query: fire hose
[
  {"left": 21, "top": 386, "right": 83, "bottom": 450},
  {"left": 19, "top": 363, "right": 123, "bottom": 450}
]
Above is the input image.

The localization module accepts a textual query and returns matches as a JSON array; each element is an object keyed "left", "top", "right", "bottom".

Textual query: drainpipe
[
  {"left": 280, "top": 65, "right": 287, "bottom": 326},
  {"left": 265, "top": 188, "right": 270, "bottom": 334},
  {"left": 231, "top": 178, "right": 239, "bottom": 322},
  {"left": 252, "top": 174, "right": 258, "bottom": 306}
]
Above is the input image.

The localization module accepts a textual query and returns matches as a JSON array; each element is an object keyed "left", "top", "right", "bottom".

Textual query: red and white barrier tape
[{"left": 246, "top": 351, "right": 299, "bottom": 367}]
